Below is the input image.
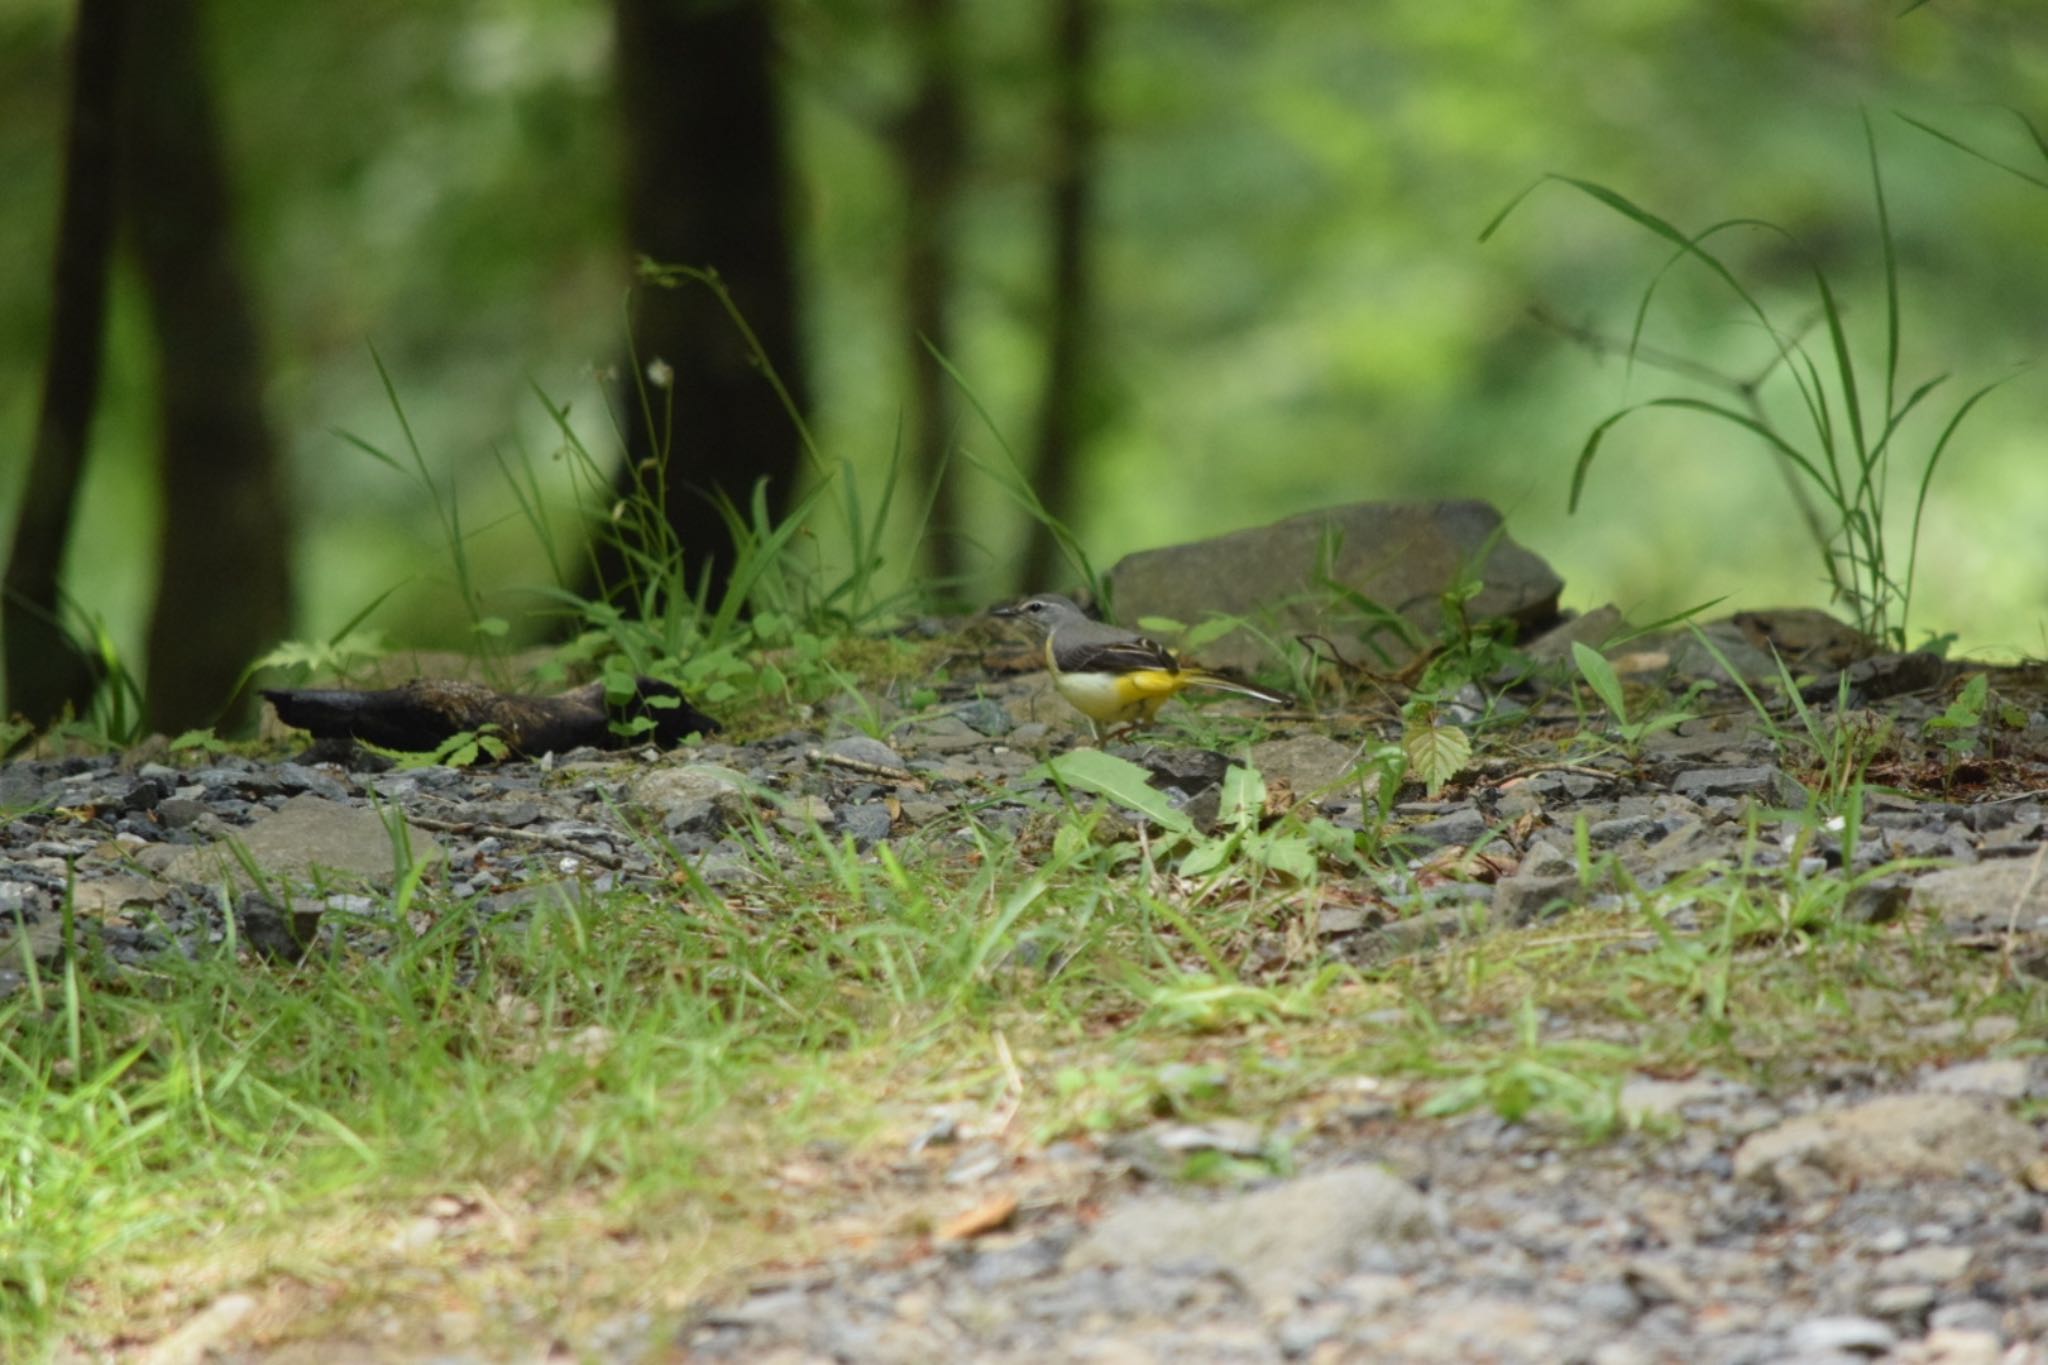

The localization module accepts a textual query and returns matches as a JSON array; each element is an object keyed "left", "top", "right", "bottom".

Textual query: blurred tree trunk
[
  {"left": 597, "top": 0, "right": 809, "bottom": 612},
  {"left": 896, "top": 0, "right": 965, "bottom": 599},
  {"left": 122, "top": 0, "right": 294, "bottom": 734},
  {"left": 1020, "top": 0, "right": 1099, "bottom": 593},
  {"left": 4, "top": 0, "right": 126, "bottom": 729}
]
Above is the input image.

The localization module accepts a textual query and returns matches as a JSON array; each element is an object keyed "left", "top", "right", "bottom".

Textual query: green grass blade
[
  {"left": 1575, "top": 396, "right": 1835, "bottom": 511},
  {"left": 934, "top": 346, "right": 1101, "bottom": 601},
  {"left": 1894, "top": 111, "right": 2048, "bottom": 191},
  {"left": 1812, "top": 265, "right": 1867, "bottom": 477},
  {"left": 1864, "top": 112, "right": 1901, "bottom": 431},
  {"left": 1901, "top": 373, "right": 2019, "bottom": 639},
  {"left": 1475, "top": 178, "right": 1548, "bottom": 242}
]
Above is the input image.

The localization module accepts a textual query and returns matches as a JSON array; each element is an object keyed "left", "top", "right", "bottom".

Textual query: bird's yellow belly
[{"left": 1053, "top": 669, "right": 1176, "bottom": 724}]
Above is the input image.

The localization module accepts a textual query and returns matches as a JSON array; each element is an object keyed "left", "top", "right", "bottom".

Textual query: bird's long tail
[{"left": 1180, "top": 671, "right": 1294, "bottom": 707}]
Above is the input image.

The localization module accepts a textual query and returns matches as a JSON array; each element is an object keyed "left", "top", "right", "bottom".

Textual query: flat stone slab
[
  {"left": 1911, "top": 857, "right": 2048, "bottom": 935},
  {"left": 160, "top": 793, "right": 445, "bottom": 891},
  {"left": 1733, "top": 1094, "right": 2039, "bottom": 1199},
  {"left": 1065, "top": 1164, "right": 1433, "bottom": 1310}
]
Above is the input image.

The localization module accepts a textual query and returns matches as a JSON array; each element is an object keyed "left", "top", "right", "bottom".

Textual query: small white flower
[{"left": 645, "top": 358, "right": 674, "bottom": 389}]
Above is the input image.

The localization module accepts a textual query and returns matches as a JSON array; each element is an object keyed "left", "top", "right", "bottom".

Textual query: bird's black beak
[{"left": 990, "top": 601, "right": 1023, "bottom": 618}]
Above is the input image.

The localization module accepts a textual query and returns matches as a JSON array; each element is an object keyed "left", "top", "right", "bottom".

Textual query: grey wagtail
[{"left": 993, "top": 594, "right": 1292, "bottom": 739}]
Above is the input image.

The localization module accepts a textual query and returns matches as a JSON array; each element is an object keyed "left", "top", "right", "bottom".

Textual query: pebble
[
  {"left": 821, "top": 735, "right": 910, "bottom": 771},
  {"left": 1784, "top": 1315, "right": 1898, "bottom": 1355},
  {"left": 837, "top": 804, "right": 895, "bottom": 848}
]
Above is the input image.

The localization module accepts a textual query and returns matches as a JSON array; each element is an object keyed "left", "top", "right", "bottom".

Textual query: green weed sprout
[{"left": 1570, "top": 642, "right": 1693, "bottom": 757}]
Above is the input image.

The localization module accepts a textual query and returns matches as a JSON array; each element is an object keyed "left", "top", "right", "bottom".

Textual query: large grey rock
[
  {"left": 1064, "top": 1165, "right": 1432, "bottom": 1310},
  {"left": 1104, "top": 500, "right": 1562, "bottom": 672},
  {"left": 1733, "top": 1094, "right": 2040, "bottom": 1198},
  {"left": 0, "top": 914, "right": 64, "bottom": 963},
  {"left": 1249, "top": 733, "right": 1367, "bottom": 798},
  {"left": 1912, "top": 858, "right": 2048, "bottom": 936},
  {"left": 161, "top": 794, "right": 445, "bottom": 891}
]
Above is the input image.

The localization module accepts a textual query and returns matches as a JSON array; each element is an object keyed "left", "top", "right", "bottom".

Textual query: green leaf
[
  {"left": 1250, "top": 833, "right": 1317, "bottom": 881},
  {"left": 471, "top": 616, "right": 510, "bottom": 638},
  {"left": 1178, "top": 834, "right": 1240, "bottom": 879},
  {"left": 1217, "top": 764, "right": 1266, "bottom": 828},
  {"left": 1402, "top": 720, "right": 1471, "bottom": 797},
  {"left": 1182, "top": 616, "right": 1240, "bottom": 650},
  {"left": 1928, "top": 673, "right": 1988, "bottom": 730},
  {"left": 1038, "top": 749, "right": 1195, "bottom": 834},
  {"left": 1570, "top": 642, "right": 1629, "bottom": 724}
]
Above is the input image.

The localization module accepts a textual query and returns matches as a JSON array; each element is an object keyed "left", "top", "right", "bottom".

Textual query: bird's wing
[{"left": 1052, "top": 631, "right": 1179, "bottom": 676}]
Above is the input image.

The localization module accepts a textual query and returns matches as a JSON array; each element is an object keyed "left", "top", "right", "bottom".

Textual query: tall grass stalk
[{"left": 1485, "top": 115, "right": 2011, "bottom": 649}]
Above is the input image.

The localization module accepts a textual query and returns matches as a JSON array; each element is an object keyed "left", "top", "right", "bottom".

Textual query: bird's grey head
[{"left": 992, "top": 594, "right": 1089, "bottom": 631}]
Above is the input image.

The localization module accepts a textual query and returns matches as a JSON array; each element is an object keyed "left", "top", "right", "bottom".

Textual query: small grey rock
[
  {"left": 838, "top": 803, "right": 894, "bottom": 849},
  {"left": 1409, "top": 806, "right": 1487, "bottom": 848},
  {"left": 1493, "top": 873, "right": 1579, "bottom": 926},
  {"left": 1918, "top": 1058, "right": 2030, "bottom": 1099},
  {"left": 1927, "top": 1299, "right": 2006, "bottom": 1337},
  {"left": 1875, "top": 1245, "right": 1972, "bottom": 1284},
  {"left": 156, "top": 797, "right": 209, "bottom": 830},
  {"left": 949, "top": 698, "right": 1013, "bottom": 737},
  {"left": 631, "top": 764, "right": 752, "bottom": 837},
  {"left": 1670, "top": 765, "right": 1806, "bottom": 805},
  {"left": 1518, "top": 840, "right": 1577, "bottom": 878},
  {"left": 1866, "top": 1282, "right": 1938, "bottom": 1318},
  {"left": 1577, "top": 1279, "right": 1643, "bottom": 1324},
  {"left": 966, "top": 1236, "right": 1064, "bottom": 1289},
  {"left": 1587, "top": 814, "right": 1658, "bottom": 847},
  {"left": 1784, "top": 1314, "right": 1897, "bottom": 1355},
  {"left": 822, "top": 736, "right": 909, "bottom": 771},
  {"left": 236, "top": 891, "right": 323, "bottom": 963}
]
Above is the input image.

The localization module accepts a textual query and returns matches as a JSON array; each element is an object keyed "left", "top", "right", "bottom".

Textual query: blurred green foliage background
[{"left": 3, "top": 0, "right": 2045, "bottom": 675}]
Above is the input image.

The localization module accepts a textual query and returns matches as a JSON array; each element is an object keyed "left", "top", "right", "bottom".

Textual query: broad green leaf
[
  {"left": 1571, "top": 642, "right": 1630, "bottom": 724},
  {"left": 1039, "top": 749, "right": 1194, "bottom": 834},
  {"left": 1928, "top": 673, "right": 1988, "bottom": 730},
  {"left": 1217, "top": 764, "right": 1266, "bottom": 828},
  {"left": 1183, "top": 616, "right": 1240, "bottom": 650},
  {"left": 1251, "top": 833, "right": 1317, "bottom": 881},
  {"left": 1402, "top": 720, "right": 1471, "bottom": 796},
  {"left": 1178, "top": 834, "right": 1240, "bottom": 879}
]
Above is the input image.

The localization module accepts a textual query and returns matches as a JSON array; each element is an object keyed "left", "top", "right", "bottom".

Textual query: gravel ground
[{"left": 7, "top": 650, "right": 2046, "bottom": 1363}]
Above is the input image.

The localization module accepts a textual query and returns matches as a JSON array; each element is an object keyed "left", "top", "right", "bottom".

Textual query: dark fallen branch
[{"left": 263, "top": 676, "right": 718, "bottom": 758}]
